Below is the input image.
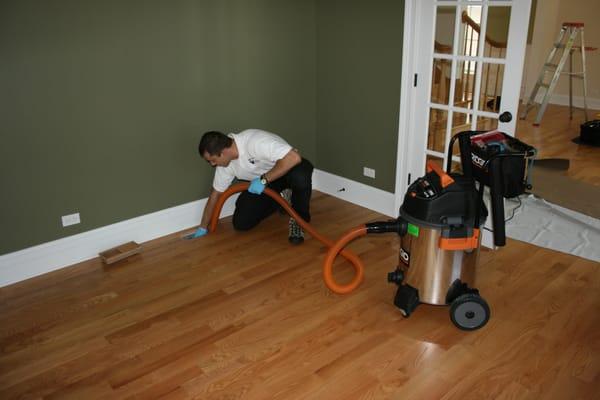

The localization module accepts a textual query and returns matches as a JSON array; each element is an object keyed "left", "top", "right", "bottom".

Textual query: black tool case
[{"left": 447, "top": 130, "right": 537, "bottom": 246}]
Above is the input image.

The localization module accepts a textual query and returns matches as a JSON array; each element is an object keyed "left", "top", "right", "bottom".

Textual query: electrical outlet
[
  {"left": 363, "top": 167, "right": 376, "bottom": 179},
  {"left": 62, "top": 212, "right": 81, "bottom": 227}
]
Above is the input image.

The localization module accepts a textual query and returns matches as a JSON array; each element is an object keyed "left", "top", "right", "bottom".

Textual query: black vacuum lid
[{"left": 400, "top": 170, "right": 486, "bottom": 229}]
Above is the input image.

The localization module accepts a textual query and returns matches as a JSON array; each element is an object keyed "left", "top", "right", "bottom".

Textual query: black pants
[{"left": 232, "top": 158, "right": 313, "bottom": 231}]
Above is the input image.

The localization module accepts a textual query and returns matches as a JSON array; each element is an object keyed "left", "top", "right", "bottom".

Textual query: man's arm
[
  {"left": 199, "top": 188, "right": 223, "bottom": 229},
  {"left": 262, "top": 149, "right": 301, "bottom": 183}
]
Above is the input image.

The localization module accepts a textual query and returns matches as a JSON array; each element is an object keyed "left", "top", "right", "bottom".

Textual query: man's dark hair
[{"left": 198, "top": 131, "right": 233, "bottom": 156}]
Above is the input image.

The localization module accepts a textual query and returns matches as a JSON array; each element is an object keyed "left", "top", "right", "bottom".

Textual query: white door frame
[
  {"left": 394, "top": 0, "right": 420, "bottom": 215},
  {"left": 395, "top": 0, "right": 532, "bottom": 240}
]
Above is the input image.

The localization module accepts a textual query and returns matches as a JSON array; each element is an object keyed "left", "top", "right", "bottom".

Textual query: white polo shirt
[{"left": 212, "top": 129, "right": 293, "bottom": 192}]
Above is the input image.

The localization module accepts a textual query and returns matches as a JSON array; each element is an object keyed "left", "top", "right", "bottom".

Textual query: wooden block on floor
[{"left": 99, "top": 241, "right": 142, "bottom": 264}]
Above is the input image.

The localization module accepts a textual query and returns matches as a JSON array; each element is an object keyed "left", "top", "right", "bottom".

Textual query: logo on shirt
[{"left": 248, "top": 157, "right": 256, "bottom": 164}]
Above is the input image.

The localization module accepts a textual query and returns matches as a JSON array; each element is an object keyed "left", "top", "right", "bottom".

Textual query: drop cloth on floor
[{"left": 505, "top": 195, "right": 600, "bottom": 262}]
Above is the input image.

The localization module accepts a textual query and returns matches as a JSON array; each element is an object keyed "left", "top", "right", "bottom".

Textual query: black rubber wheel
[{"left": 449, "top": 293, "right": 490, "bottom": 330}]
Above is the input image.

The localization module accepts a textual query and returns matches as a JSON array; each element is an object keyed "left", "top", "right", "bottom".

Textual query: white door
[{"left": 396, "top": 0, "right": 532, "bottom": 209}]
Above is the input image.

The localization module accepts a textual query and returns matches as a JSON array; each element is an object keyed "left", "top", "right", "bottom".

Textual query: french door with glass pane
[{"left": 407, "top": 0, "right": 531, "bottom": 174}]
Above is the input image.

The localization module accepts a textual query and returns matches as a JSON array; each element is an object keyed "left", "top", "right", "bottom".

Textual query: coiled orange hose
[
  {"left": 207, "top": 183, "right": 366, "bottom": 294},
  {"left": 322, "top": 225, "right": 367, "bottom": 294}
]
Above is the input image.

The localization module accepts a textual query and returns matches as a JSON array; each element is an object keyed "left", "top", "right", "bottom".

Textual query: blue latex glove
[
  {"left": 191, "top": 227, "right": 208, "bottom": 238},
  {"left": 248, "top": 177, "right": 266, "bottom": 195}
]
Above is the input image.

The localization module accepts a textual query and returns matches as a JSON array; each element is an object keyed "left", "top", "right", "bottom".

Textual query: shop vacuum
[{"left": 324, "top": 130, "right": 536, "bottom": 330}]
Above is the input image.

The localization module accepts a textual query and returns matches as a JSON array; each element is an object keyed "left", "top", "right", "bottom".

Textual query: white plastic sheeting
[{"left": 505, "top": 195, "right": 600, "bottom": 263}]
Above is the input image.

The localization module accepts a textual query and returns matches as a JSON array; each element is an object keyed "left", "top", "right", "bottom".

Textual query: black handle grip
[{"left": 489, "top": 158, "right": 506, "bottom": 246}]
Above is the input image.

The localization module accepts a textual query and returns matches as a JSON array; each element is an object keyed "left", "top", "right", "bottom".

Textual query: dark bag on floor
[{"left": 580, "top": 120, "right": 600, "bottom": 146}]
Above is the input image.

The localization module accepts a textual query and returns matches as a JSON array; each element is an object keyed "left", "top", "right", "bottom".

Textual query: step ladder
[{"left": 520, "top": 22, "right": 596, "bottom": 126}]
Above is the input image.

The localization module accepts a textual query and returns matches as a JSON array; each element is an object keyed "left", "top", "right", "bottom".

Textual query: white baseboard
[
  {"left": 0, "top": 169, "right": 396, "bottom": 288},
  {"left": 312, "top": 169, "right": 396, "bottom": 218},
  {"left": 6, "top": 166, "right": 510, "bottom": 288},
  {"left": 0, "top": 195, "right": 239, "bottom": 288},
  {"left": 535, "top": 93, "right": 600, "bottom": 111}
]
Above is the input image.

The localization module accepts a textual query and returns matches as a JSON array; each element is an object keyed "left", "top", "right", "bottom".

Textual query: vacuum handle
[
  {"left": 457, "top": 131, "right": 475, "bottom": 179},
  {"left": 489, "top": 158, "right": 506, "bottom": 246},
  {"left": 446, "top": 131, "right": 475, "bottom": 180}
]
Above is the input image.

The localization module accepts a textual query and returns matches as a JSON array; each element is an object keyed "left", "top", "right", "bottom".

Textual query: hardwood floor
[
  {"left": 0, "top": 105, "right": 599, "bottom": 399},
  {"left": 516, "top": 103, "right": 600, "bottom": 186}
]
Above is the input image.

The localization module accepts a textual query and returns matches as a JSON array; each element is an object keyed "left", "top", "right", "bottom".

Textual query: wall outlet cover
[
  {"left": 62, "top": 213, "right": 81, "bottom": 227},
  {"left": 363, "top": 167, "right": 376, "bottom": 178}
]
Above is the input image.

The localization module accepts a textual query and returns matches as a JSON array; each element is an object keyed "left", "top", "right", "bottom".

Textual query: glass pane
[
  {"left": 434, "top": 6, "right": 456, "bottom": 54},
  {"left": 450, "top": 158, "right": 462, "bottom": 173},
  {"left": 454, "top": 60, "right": 476, "bottom": 109},
  {"left": 452, "top": 112, "right": 472, "bottom": 138},
  {"left": 451, "top": 135, "right": 462, "bottom": 158},
  {"left": 458, "top": 5, "right": 482, "bottom": 57},
  {"left": 428, "top": 108, "right": 448, "bottom": 153},
  {"left": 451, "top": 113, "right": 472, "bottom": 164},
  {"left": 476, "top": 116, "right": 498, "bottom": 131},
  {"left": 485, "top": 7, "right": 511, "bottom": 59},
  {"left": 479, "top": 62, "right": 505, "bottom": 111},
  {"left": 431, "top": 58, "right": 453, "bottom": 105}
]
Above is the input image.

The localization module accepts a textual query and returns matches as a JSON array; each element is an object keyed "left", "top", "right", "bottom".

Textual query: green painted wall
[
  {"left": 0, "top": 0, "right": 316, "bottom": 254},
  {"left": 1, "top": 0, "right": 406, "bottom": 256},
  {"left": 315, "top": 0, "right": 404, "bottom": 193}
]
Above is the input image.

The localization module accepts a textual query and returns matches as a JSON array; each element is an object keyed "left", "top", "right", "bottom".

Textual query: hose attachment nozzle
[{"left": 365, "top": 218, "right": 408, "bottom": 236}]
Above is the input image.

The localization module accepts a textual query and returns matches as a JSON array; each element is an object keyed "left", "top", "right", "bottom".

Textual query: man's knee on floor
[{"left": 232, "top": 214, "right": 259, "bottom": 231}]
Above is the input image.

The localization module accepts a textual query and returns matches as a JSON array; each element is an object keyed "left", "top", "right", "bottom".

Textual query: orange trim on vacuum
[
  {"left": 438, "top": 228, "right": 480, "bottom": 250},
  {"left": 426, "top": 160, "right": 455, "bottom": 188}
]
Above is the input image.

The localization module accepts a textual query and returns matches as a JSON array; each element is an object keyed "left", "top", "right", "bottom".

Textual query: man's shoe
[
  {"left": 279, "top": 188, "right": 292, "bottom": 214},
  {"left": 288, "top": 218, "right": 304, "bottom": 245}
]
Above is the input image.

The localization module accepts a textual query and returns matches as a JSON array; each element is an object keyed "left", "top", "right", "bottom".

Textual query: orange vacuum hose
[
  {"left": 207, "top": 183, "right": 367, "bottom": 294},
  {"left": 322, "top": 225, "right": 367, "bottom": 294}
]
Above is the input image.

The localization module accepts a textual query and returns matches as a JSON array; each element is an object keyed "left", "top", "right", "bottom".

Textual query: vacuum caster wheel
[{"left": 450, "top": 293, "right": 490, "bottom": 330}]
